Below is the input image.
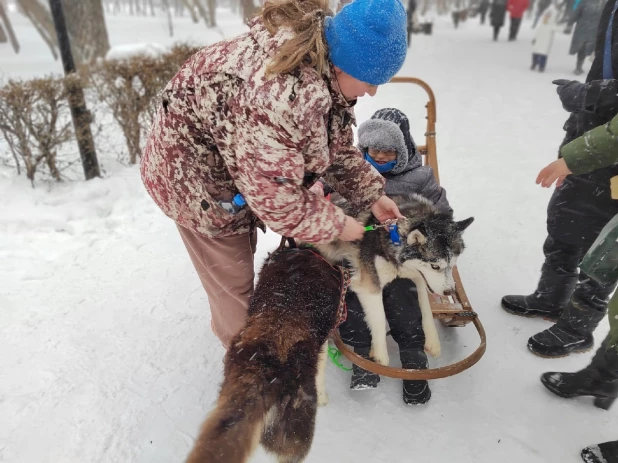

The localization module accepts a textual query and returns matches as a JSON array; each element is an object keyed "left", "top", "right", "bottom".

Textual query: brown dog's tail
[{"left": 185, "top": 378, "right": 269, "bottom": 463}]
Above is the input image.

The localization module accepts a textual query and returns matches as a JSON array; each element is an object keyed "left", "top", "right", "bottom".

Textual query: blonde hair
[{"left": 261, "top": 0, "right": 332, "bottom": 76}]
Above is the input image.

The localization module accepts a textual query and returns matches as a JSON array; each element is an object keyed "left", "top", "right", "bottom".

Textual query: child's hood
[{"left": 357, "top": 108, "right": 421, "bottom": 175}]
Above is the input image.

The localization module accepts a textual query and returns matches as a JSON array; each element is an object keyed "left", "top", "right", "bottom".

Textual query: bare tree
[
  {"left": 180, "top": 0, "right": 198, "bottom": 22},
  {"left": 240, "top": 0, "right": 257, "bottom": 23},
  {"left": 17, "top": 0, "right": 58, "bottom": 59},
  {"left": 206, "top": 0, "right": 216, "bottom": 27},
  {"left": 0, "top": 1, "right": 20, "bottom": 52},
  {"left": 60, "top": 0, "right": 110, "bottom": 63},
  {"left": 161, "top": 0, "right": 174, "bottom": 36}
]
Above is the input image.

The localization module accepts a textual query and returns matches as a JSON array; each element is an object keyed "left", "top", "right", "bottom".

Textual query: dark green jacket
[
  {"left": 561, "top": 112, "right": 618, "bottom": 175},
  {"left": 562, "top": 115, "right": 618, "bottom": 350}
]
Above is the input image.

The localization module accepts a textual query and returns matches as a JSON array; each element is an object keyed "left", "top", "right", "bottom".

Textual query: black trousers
[
  {"left": 541, "top": 236, "right": 615, "bottom": 314},
  {"left": 338, "top": 278, "right": 425, "bottom": 351},
  {"left": 591, "top": 336, "right": 618, "bottom": 379},
  {"left": 509, "top": 17, "right": 522, "bottom": 40},
  {"left": 493, "top": 25, "right": 501, "bottom": 40}
]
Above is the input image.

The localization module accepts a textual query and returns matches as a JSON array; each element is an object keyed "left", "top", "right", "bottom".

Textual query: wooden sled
[{"left": 332, "top": 77, "right": 487, "bottom": 380}]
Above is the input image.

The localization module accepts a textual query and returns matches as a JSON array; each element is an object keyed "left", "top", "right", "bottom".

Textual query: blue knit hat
[{"left": 324, "top": 0, "right": 407, "bottom": 86}]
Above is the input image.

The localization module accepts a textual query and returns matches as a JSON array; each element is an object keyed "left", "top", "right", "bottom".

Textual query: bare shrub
[{"left": 0, "top": 77, "right": 73, "bottom": 184}]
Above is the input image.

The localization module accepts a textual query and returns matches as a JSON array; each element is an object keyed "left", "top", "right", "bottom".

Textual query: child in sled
[{"left": 322, "top": 108, "right": 451, "bottom": 405}]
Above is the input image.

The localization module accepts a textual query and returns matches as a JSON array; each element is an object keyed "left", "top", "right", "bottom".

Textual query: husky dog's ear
[
  {"left": 407, "top": 229, "right": 427, "bottom": 245},
  {"left": 454, "top": 217, "right": 474, "bottom": 233}
]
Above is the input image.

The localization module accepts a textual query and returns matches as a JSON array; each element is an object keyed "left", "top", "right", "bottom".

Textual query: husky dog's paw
[
  {"left": 371, "top": 345, "right": 390, "bottom": 366},
  {"left": 424, "top": 337, "right": 441, "bottom": 358},
  {"left": 317, "top": 391, "right": 329, "bottom": 407}
]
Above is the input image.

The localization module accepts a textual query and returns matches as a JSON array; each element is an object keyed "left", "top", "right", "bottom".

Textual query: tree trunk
[
  {"left": 206, "top": 0, "right": 215, "bottom": 27},
  {"left": 0, "top": 2, "right": 20, "bottom": 52},
  {"left": 240, "top": 0, "right": 256, "bottom": 23},
  {"left": 60, "top": 0, "right": 110, "bottom": 64},
  {"left": 192, "top": 0, "right": 210, "bottom": 27},
  {"left": 162, "top": 0, "right": 173, "bottom": 36},
  {"left": 180, "top": 0, "right": 198, "bottom": 21},
  {"left": 17, "top": 0, "right": 58, "bottom": 59}
]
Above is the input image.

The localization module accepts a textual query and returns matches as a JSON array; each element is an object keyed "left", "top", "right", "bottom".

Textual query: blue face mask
[{"left": 364, "top": 151, "right": 397, "bottom": 174}]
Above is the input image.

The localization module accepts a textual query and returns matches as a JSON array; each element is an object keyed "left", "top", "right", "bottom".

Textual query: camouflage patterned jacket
[{"left": 140, "top": 18, "right": 385, "bottom": 243}]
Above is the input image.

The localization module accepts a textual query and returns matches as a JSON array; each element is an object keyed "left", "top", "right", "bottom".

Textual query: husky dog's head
[{"left": 395, "top": 195, "right": 474, "bottom": 296}]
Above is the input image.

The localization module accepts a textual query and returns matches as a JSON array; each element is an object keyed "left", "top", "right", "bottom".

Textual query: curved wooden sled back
[{"left": 331, "top": 77, "right": 486, "bottom": 380}]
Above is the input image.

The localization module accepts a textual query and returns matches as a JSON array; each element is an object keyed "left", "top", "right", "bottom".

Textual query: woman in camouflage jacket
[{"left": 140, "top": 0, "right": 408, "bottom": 347}]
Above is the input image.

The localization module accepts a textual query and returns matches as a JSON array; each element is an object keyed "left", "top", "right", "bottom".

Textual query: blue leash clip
[{"left": 388, "top": 224, "right": 401, "bottom": 246}]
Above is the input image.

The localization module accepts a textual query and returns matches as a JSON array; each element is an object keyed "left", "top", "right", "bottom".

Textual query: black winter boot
[
  {"left": 350, "top": 347, "right": 380, "bottom": 390},
  {"left": 502, "top": 263, "right": 577, "bottom": 319},
  {"left": 528, "top": 275, "right": 613, "bottom": 358},
  {"left": 541, "top": 368, "right": 618, "bottom": 410},
  {"left": 581, "top": 440, "right": 618, "bottom": 463},
  {"left": 401, "top": 349, "right": 431, "bottom": 405}
]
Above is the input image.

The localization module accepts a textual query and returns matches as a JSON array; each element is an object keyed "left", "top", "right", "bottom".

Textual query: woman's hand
[
  {"left": 339, "top": 216, "right": 366, "bottom": 241},
  {"left": 536, "top": 158, "right": 572, "bottom": 188},
  {"left": 309, "top": 182, "right": 325, "bottom": 196},
  {"left": 371, "top": 195, "right": 405, "bottom": 223}
]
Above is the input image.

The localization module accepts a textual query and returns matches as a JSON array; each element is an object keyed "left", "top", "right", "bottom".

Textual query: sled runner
[{"left": 331, "top": 77, "right": 487, "bottom": 380}]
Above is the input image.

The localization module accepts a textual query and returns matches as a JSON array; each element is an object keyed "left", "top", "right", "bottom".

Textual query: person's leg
[
  {"left": 383, "top": 278, "right": 431, "bottom": 405},
  {"left": 502, "top": 235, "right": 580, "bottom": 319},
  {"left": 575, "top": 46, "right": 586, "bottom": 75},
  {"left": 539, "top": 54, "right": 548, "bottom": 72},
  {"left": 509, "top": 17, "right": 521, "bottom": 40},
  {"left": 532, "top": 10, "right": 541, "bottom": 28},
  {"left": 513, "top": 17, "right": 522, "bottom": 39},
  {"left": 177, "top": 224, "right": 257, "bottom": 349},
  {"left": 338, "top": 290, "right": 381, "bottom": 390},
  {"left": 493, "top": 25, "right": 500, "bottom": 41},
  {"left": 581, "top": 440, "right": 618, "bottom": 463},
  {"left": 531, "top": 53, "right": 539, "bottom": 70},
  {"left": 541, "top": 335, "right": 618, "bottom": 410},
  {"left": 528, "top": 272, "right": 615, "bottom": 358}
]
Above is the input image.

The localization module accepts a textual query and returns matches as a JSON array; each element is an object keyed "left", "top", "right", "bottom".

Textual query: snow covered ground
[{"left": 1, "top": 9, "right": 616, "bottom": 463}]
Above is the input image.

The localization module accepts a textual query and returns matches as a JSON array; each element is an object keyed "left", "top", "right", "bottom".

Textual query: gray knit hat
[{"left": 357, "top": 108, "right": 418, "bottom": 175}]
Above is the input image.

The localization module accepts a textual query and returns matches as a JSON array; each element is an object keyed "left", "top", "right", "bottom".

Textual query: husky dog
[
  {"left": 185, "top": 247, "right": 346, "bottom": 463},
  {"left": 318, "top": 194, "right": 474, "bottom": 365}
]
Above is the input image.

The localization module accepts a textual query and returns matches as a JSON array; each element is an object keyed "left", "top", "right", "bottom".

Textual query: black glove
[
  {"left": 553, "top": 79, "right": 587, "bottom": 112},
  {"left": 553, "top": 79, "right": 618, "bottom": 114}
]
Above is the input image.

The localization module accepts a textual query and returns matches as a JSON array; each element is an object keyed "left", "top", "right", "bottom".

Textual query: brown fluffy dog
[{"left": 186, "top": 246, "right": 346, "bottom": 463}]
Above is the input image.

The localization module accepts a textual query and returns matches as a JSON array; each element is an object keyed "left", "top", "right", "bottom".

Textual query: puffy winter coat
[
  {"left": 507, "top": 0, "right": 530, "bottom": 18},
  {"left": 532, "top": 4, "right": 562, "bottom": 55},
  {"left": 140, "top": 18, "right": 385, "bottom": 243},
  {"left": 490, "top": 0, "right": 508, "bottom": 26},
  {"left": 549, "top": 0, "right": 618, "bottom": 246},
  {"left": 567, "top": 0, "right": 605, "bottom": 56}
]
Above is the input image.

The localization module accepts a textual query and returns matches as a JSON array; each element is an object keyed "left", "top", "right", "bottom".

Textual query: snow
[
  {"left": 106, "top": 43, "right": 168, "bottom": 60},
  {"left": 1, "top": 9, "right": 616, "bottom": 463}
]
